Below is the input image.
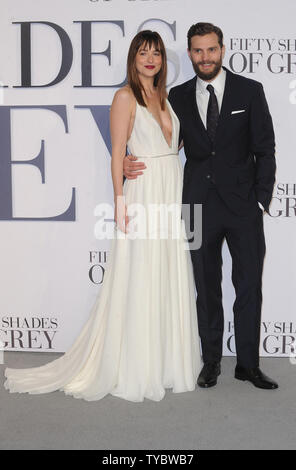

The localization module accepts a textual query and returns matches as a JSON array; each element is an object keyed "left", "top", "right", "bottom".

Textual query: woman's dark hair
[
  {"left": 127, "top": 30, "right": 167, "bottom": 110},
  {"left": 187, "top": 22, "right": 224, "bottom": 50}
]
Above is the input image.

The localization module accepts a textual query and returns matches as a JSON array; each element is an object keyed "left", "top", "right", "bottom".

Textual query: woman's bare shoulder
[{"left": 113, "top": 85, "right": 135, "bottom": 107}]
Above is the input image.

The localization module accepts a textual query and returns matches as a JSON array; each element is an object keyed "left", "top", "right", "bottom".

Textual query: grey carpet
[{"left": 0, "top": 353, "right": 294, "bottom": 450}]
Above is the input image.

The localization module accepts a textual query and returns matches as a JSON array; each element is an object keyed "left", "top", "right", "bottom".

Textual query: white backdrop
[{"left": 0, "top": 0, "right": 295, "bottom": 357}]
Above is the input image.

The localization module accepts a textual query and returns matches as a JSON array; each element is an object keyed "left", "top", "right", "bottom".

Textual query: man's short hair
[{"left": 187, "top": 22, "right": 224, "bottom": 49}]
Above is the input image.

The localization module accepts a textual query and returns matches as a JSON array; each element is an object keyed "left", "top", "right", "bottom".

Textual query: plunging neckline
[{"left": 140, "top": 99, "right": 174, "bottom": 149}]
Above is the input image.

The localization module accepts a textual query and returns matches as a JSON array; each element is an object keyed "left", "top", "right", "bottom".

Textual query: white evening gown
[{"left": 4, "top": 99, "right": 202, "bottom": 402}]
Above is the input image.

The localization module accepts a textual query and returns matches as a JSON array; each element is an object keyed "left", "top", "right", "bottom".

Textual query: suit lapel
[
  {"left": 215, "top": 66, "right": 234, "bottom": 140},
  {"left": 185, "top": 76, "right": 212, "bottom": 145}
]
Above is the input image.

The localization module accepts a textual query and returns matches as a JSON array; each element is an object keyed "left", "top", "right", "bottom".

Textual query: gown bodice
[{"left": 127, "top": 98, "right": 180, "bottom": 158}]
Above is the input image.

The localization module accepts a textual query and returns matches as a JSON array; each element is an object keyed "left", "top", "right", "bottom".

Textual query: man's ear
[{"left": 221, "top": 44, "right": 226, "bottom": 60}]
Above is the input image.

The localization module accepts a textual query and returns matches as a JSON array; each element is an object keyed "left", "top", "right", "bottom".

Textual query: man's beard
[{"left": 192, "top": 56, "right": 223, "bottom": 81}]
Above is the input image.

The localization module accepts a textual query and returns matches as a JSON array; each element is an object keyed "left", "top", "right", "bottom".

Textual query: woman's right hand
[{"left": 114, "top": 196, "right": 129, "bottom": 234}]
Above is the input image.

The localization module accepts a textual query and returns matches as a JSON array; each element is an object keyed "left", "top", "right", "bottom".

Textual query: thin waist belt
[{"left": 136, "top": 153, "right": 179, "bottom": 159}]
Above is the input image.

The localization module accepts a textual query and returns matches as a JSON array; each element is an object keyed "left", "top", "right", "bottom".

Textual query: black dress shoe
[
  {"left": 235, "top": 365, "right": 278, "bottom": 389},
  {"left": 197, "top": 362, "right": 221, "bottom": 388}
]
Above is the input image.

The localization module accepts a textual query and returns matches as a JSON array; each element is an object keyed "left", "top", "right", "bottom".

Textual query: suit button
[{"left": 211, "top": 151, "right": 216, "bottom": 156}]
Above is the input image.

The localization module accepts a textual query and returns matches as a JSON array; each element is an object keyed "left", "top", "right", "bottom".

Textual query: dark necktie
[{"left": 206, "top": 84, "right": 219, "bottom": 143}]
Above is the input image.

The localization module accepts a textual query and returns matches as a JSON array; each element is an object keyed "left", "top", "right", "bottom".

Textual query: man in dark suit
[{"left": 123, "top": 22, "right": 278, "bottom": 390}]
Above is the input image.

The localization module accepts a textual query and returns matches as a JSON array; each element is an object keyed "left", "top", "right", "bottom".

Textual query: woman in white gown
[{"left": 4, "top": 30, "right": 202, "bottom": 402}]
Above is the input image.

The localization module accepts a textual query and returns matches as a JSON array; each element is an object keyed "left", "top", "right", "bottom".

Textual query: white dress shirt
[
  {"left": 195, "top": 67, "right": 264, "bottom": 212},
  {"left": 195, "top": 67, "right": 226, "bottom": 129}
]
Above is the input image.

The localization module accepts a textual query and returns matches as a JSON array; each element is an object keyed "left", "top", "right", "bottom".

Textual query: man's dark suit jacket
[{"left": 168, "top": 66, "right": 276, "bottom": 215}]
